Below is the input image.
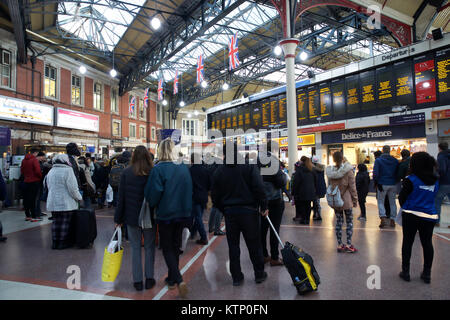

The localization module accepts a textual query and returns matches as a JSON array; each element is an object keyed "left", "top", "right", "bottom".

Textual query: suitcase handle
[{"left": 265, "top": 216, "right": 285, "bottom": 248}]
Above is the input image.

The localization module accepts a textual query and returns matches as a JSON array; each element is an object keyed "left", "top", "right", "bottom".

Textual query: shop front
[
  {"left": 275, "top": 134, "right": 316, "bottom": 163},
  {"left": 321, "top": 123, "right": 427, "bottom": 173}
]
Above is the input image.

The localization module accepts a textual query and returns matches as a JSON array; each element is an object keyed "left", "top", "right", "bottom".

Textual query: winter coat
[
  {"left": 313, "top": 163, "right": 327, "bottom": 198},
  {"left": 292, "top": 164, "right": 317, "bottom": 201},
  {"left": 93, "top": 165, "right": 109, "bottom": 191},
  {"left": 144, "top": 161, "right": 192, "bottom": 222},
  {"left": 190, "top": 163, "right": 212, "bottom": 207},
  {"left": 115, "top": 166, "right": 151, "bottom": 227},
  {"left": 326, "top": 162, "right": 358, "bottom": 210},
  {"left": 373, "top": 153, "right": 399, "bottom": 186},
  {"left": 356, "top": 171, "right": 370, "bottom": 199},
  {"left": 78, "top": 163, "right": 96, "bottom": 196},
  {"left": 397, "top": 157, "right": 411, "bottom": 182},
  {"left": 20, "top": 154, "right": 42, "bottom": 183},
  {"left": 437, "top": 149, "right": 450, "bottom": 185},
  {"left": 45, "top": 163, "right": 82, "bottom": 212}
]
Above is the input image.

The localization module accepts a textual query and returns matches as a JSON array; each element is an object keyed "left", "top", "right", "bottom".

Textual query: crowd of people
[{"left": 1, "top": 138, "right": 447, "bottom": 297}]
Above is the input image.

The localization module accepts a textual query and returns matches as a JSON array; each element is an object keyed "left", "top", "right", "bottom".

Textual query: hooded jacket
[
  {"left": 437, "top": 149, "right": 450, "bottom": 185},
  {"left": 190, "top": 162, "right": 212, "bottom": 207},
  {"left": 373, "top": 153, "right": 399, "bottom": 186},
  {"left": 326, "top": 162, "right": 358, "bottom": 210},
  {"left": 313, "top": 163, "right": 327, "bottom": 198},
  {"left": 21, "top": 154, "right": 42, "bottom": 183},
  {"left": 292, "top": 164, "right": 317, "bottom": 201}
]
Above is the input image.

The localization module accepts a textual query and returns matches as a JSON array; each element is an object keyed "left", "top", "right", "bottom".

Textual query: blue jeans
[
  {"left": 435, "top": 184, "right": 450, "bottom": 223},
  {"left": 377, "top": 185, "right": 397, "bottom": 219},
  {"left": 127, "top": 225, "right": 156, "bottom": 283},
  {"left": 208, "top": 207, "right": 223, "bottom": 233},
  {"left": 191, "top": 203, "right": 207, "bottom": 241}
]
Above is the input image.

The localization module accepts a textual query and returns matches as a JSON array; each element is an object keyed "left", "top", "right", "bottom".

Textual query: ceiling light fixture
[
  {"left": 162, "top": 100, "right": 168, "bottom": 106},
  {"left": 194, "top": 110, "right": 199, "bottom": 116},
  {"left": 222, "top": 83, "right": 229, "bottom": 90},
  {"left": 201, "top": 80, "right": 208, "bottom": 88},
  {"left": 179, "top": 101, "right": 185, "bottom": 107},
  {"left": 274, "top": 45, "right": 282, "bottom": 56},
  {"left": 300, "top": 51, "right": 308, "bottom": 61},
  {"left": 110, "top": 69, "right": 117, "bottom": 78},
  {"left": 79, "top": 65, "right": 86, "bottom": 74},
  {"left": 187, "top": 113, "right": 192, "bottom": 118},
  {"left": 151, "top": 16, "right": 161, "bottom": 30}
]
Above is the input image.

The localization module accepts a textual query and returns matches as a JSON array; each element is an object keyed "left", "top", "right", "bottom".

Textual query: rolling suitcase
[
  {"left": 73, "top": 208, "right": 97, "bottom": 248},
  {"left": 266, "top": 216, "right": 320, "bottom": 295}
]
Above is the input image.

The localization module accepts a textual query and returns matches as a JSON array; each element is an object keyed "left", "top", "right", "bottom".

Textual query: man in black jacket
[{"left": 211, "top": 142, "right": 268, "bottom": 286}]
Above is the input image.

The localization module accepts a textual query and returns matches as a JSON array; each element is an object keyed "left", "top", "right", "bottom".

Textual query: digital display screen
[
  {"left": 394, "top": 59, "right": 414, "bottom": 107},
  {"left": 297, "top": 88, "right": 308, "bottom": 124},
  {"left": 436, "top": 48, "right": 450, "bottom": 105},
  {"left": 308, "top": 86, "right": 320, "bottom": 119},
  {"left": 238, "top": 105, "right": 244, "bottom": 129},
  {"left": 209, "top": 114, "right": 215, "bottom": 130},
  {"left": 377, "top": 66, "right": 395, "bottom": 109},
  {"left": 360, "top": 70, "right": 376, "bottom": 111},
  {"left": 270, "top": 96, "right": 279, "bottom": 127},
  {"left": 415, "top": 55, "right": 437, "bottom": 105},
  {"left": 346, "top": 75, "right": 360, "bottom": 114},
  {"left": 244, "top": 103, "right": 251, "bottom": 131},
  {"left": 278, "top": 94, "right": 287, "bottom": 126},
  {"left": 232, "top": 112, "right": 238, "bottom": 129},
  {"left": 261, "top": 99, "right": 270, "bottom": 129},
  {"left": 332, "top": 79, "right": 346, "bottom": 116},
  {"left": 251, "top": 102, "right": 262, "bottom": 130},
  {"left": 319, "top": 83, "right": 331, "bottom": 119},
  {"left": 226, "top": 109, "right": 232, "bottom": 129},
  {"left": 220, "top": 112, "right": 226, "bottom": 132}
]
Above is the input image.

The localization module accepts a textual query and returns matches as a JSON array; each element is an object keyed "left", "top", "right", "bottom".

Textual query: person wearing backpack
[
  {"left": 109, "top": 151, "right": 131, "bottom": 208},
  {"left": 326, "top": 152, "right": 358, "bottom": 253},
  {"left": 292, "top": 156, "right": 317, "bottom": 225}
]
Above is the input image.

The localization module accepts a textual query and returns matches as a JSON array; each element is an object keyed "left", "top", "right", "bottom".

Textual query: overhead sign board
[
  {"left": 0, "top": 95, "right": 53, "bottom": 126},
  {"left": 389, "top": 112, "right": 425, "bottom": 126},
  {"left": 57, "top": 108, "right": 99, "bottom": 132}
]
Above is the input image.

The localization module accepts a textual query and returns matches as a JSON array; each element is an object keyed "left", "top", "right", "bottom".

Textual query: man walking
[
  {"left": 435, "top": 142, "right": 450, "bottom": 226},
  {"left": 20, "top": 148, "right": 42, "bottom": 222},
  {"left": 373, "top": 145, "right": 399, "bottom": 228}
]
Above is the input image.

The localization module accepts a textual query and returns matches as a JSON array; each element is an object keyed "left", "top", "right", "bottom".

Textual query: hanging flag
[
  {"left": 197, "top": 54, "right": 204, "bottom": 84},
  {"left": 143, "top": 88, "right": 149, "bottom": 108},
  {"left": 173, "top": 70, "right": 179, "bottom": 95},
  {"left": 129, "top": 95, "right": 135, "bottom": 114},
  {"left": 157, "top": 78, "right": 163, "bottom": 101},
  {"left": 228, "top": 33, "right": 240, "bottom": 70}
]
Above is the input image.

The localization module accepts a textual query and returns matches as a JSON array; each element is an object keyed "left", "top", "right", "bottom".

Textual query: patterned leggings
[{"left": 335, "top": 209, "right": 353, "bottom": 245}]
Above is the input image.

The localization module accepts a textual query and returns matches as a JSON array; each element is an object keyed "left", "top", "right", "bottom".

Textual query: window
[
  {"left": 71, "top": 75, "right": 81, "bottom": 105},
  {"left": 139, "top": 99, "right": 146, "bottom": 119},
  {"left": 0, "top": 49, "right": 11, "bottom": 88},
  {"left": 111, "top": 88, "right": 119, "bottom": 113},
  {"left": 112, "top": 120, "right": 121, "bottom": 136},
  {"left": 182, "top": 119, "right": 198, "bottom": 136},
  {"left": 151, "top": 127, "right": 156, "bottom": 141},
  {"left": 139, "top": 126, "right": 146, "bottom": 139},
  {"left": 129, "top": 123, "right": 136, "bottom": 138},
  {"left": 156, "top": 104, "right": 162, "bottom": 123},
  {"left": 44, "top": 65, "right": 57, "bottom": 98},
  {"left": 93, "top": 82, "right": 102, "bottom": 110},
  {"left": 129, "top": 95, "right": 137, "bottom": 118}
]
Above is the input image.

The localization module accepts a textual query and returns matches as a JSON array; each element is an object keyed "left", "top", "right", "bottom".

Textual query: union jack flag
[
  {"left": 228, "top": 33, "right": 240, "bottom": 70},
  {"left": 173, "top": 70, "right": 179, "bottom": 95},
  {"left": 143, "top": 88, "right": 149, "bottom": 108},
  {"left": 197, "top": 54, "right": 204, "bottom": 84},
  {"left": 157, "top": 78, "right": 163, "bottom": 101},
  {"left": 129, "top": 95, "right": 135, "bottom": 114}
]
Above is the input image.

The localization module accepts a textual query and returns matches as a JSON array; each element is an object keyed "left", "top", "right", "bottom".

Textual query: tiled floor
[{"left": 0, "top": 197, "right": 449, "bottom": 300}]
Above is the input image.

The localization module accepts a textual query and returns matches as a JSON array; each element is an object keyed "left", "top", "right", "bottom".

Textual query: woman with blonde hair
[{"left": 144, "top": 138, "right": 193, "bottom": 298}]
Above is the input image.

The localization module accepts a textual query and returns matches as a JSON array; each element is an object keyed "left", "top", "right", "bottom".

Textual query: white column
[{"left": 280, "top": 39, "right": 299, "bottom": 177}]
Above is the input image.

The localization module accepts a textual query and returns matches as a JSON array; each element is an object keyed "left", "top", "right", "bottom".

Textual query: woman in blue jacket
[
  {"left": 144, "top": 138, "right": 192, "bottom": 298},
  {"left": 398, "top": 152, "right": 439, "bottom": 284}
]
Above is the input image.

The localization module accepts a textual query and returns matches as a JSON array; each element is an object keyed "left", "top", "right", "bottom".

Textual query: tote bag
[{"left": 101, "top": 227, "right": 124, "bottom": 282}]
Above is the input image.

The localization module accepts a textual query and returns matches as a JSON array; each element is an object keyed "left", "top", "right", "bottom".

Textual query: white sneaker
[{"left": 181, "top": 228, "right": 190, "bottom": 252}]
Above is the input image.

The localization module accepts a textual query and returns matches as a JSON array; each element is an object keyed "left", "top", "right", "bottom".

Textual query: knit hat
[
  {"left": 122, "top": 151, "right": 132, "bottom": 159},
  {"left": 66, "top": 142, "right": 81, "bottom": 156}
]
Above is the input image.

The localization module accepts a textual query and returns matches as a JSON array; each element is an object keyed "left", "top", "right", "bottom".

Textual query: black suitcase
[
  {"left": 72, "top": 209, "right": 97, "bottom": 248},
  {"left": 266, "top": 216, "right": 320, "bottom": 295}
]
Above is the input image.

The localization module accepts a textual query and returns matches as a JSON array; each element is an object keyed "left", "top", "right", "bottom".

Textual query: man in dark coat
[
  {"left": 312, "top": 155, "right": 326, "bottom": 221},
  {"left": 93, "top": 161, "right": 109, "bottom": 209},
  {"left": 66, "top": 143, "right": 81, "bottom": 189},
  {"left": 292, "top": 157, "right": 317, "bottom": 224}
]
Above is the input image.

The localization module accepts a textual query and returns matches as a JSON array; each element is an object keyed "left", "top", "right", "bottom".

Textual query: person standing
[
  {"left": 435, "top": 142, "right": 450, "bottom": 226},
  {"left": 35, "top": 151, "right": 47, "bottom": 218},
  {"left": 66, "top": 143, "right": 81, "bottom": 189},
  {"left": 189, "top": 153, "right": 212, "bottom": 245},
  {"left": 356, "top": 164, "right": 370, "bottom": 221},
  {"left": 144, "top": 139, "right": 192, "bottom": 298},
  {"left": 397, "top": 149, "right": 411, "bottom": 183},
  {"left": 109, "top": 151, "right": 131, "bottom": 208},
  {"left": 292, "top": 156, "right": 317, "bottom": 225},
  {"left": 115, "top": 146, "right": 156, "bottom": 291},
  {"left": 326, "top": 152, "right": 358, "bottom": 253},
  {"left": 78, "top": 156, "right": 96, "bottom": 209},
  {"left": 46, "top": 154, "right": 83, "bottom": 249},
  {"left": 312, "top": 155, "right": 326, "bottom": 221},
  {"left": 398, "top": 152, "right": 439, "bottom": 284},
  {"left": 211, "top": 142, "right": 268, "bottom": 286},
  {"left": 93, "top": 161, "right": 109, "bottom": 209},
  {"left": 0, "top": 170, "right": 7, "bottom": 242},
  {"left": 373, "top": 145, "right": 399, "bottom": 228},
  {"left": 21, "top": 148, "right": 42, "bottom": 222},
  {"left": 259, "top": 151, "right": 286, "bottom": 266},
  {"left": 206, "top": 154, "right": 226, "bottom": 236}
]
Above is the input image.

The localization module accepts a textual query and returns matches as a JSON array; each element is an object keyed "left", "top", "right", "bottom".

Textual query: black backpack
[{"left": 109, "top": 163, "right": 125, "bottom": 189}]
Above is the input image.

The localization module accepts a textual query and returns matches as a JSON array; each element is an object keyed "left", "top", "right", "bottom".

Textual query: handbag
[
  {"left": 139, "top": 199, "right": 153, "bottom": 229},
  {"left": 101, "top": 227, "right": 124, "bottom": 282},
  {"left": 326, "top": 185, "right": 344, "bottom": 208}
]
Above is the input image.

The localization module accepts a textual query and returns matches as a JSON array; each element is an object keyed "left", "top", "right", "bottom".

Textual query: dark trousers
[
  {"left": 52, "top": 211, "right": 74, "bottom": 241},
  {"left": 112, "top": 188, "right": 118, "bottom": 207},
  {"left": 23, "top": 182, "right": 40, "bottom": 218},
  {"left": 0, "top": 220, "right": 3, "bottom": 237},
  {"left": 224, "top": 211, "right": 265, "bottom": 281},
  {"left": 358, "top": 196, "right": 367, "bottom": 218},
  {"left": 401, "top": 213, "right": 435, "bottom": 272},
  {"left": 295, "top": 200, "right": 312, "bottom": 223},
  {"left": 158, "top": 222, "right": 185, "bottom": 285},
  {"left": 190, "top": 203, "right": 207, "bottom": 241},
  {"left": 261, "top": 199, "right": 284, "bottom": 260},
  {"left": 35, "top": 184, "right": 43, "bottom": 216},
  {"left": 385, "top": 195, "right": 391, "bottom": 218}
]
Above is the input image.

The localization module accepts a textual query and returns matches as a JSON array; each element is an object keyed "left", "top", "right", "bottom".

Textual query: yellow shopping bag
[{"left": 101, "top": 227, "right": 124, "bottom": 282}]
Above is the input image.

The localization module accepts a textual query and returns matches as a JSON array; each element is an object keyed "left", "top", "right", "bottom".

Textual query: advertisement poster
[
  {"left": 57, "top": 108, "right": 99, "bottom": 132},
  {"left": 415, "top": 59, "right": 437, "bottom": 104},
  {"left": 0, "top": 95, "right": 53, "bottom": 126}
]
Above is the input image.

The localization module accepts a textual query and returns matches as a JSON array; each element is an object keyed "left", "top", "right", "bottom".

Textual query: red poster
[{"left": 415, "top": 59, "right": 436, "bottom": 104}]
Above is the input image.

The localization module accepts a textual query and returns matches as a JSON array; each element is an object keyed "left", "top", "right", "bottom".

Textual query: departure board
[
  {"left": 251, "top": 102, "right": 262, "bottom": 130},
  {"left": 360, "top": 70, "right": 376, "bottom": 111},
  {"left": 278, "top": 94, "right": 287, "bottom": 126},
  {"left": 216, "top": 113, "right": 221, "bottom": 133},
  {"left": 414, "top": 54, "right": 437, "bottom": 105},
  {"left": 209, "top": 114, "right": 215, "bottom": 130},
  {"left": 394, "top": 59, "right": 414, "bottom": 107},
  {"left": 377, "top": 66, "right": 395, "bottom": 110},
  {"left": 270, "top": 96, "right": 279, "bottom": 127},
  {"left": 220, "top": 112, "right": 226, "bottom": 132},
  {"left": 319, "top": 83, "right": 331, "bottom": 119},
  {"left": 226, "top": 109, "right": 232, "bottom": 129},
  {"left": 436, "top": 48, "right": 450, "bottom": 104},
  {"left": 244, "top": 103, "right": 251, "bottom": 131},
  {"left": 238, "top": 105, "right": 244, "bottom": 129},
  {"left": 261, "top": 99, "right": 270, "bottom": 129},
  {"left": 346, "top": 75, "right": 359, "bottom": 114},
  {"left": 308, "top": 86, "right": 320, "bottom": 119},
  {"left": 297, "top": 88, "right": 308, "bottom": 123},
  {"left": 332, "top": 78, "right": 346, "bottom": 116}
]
